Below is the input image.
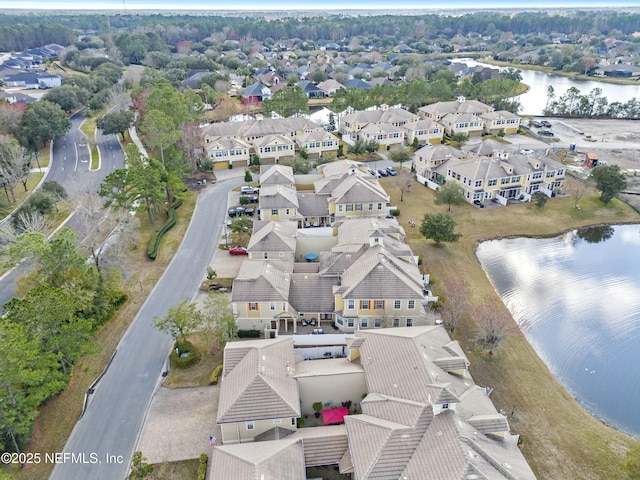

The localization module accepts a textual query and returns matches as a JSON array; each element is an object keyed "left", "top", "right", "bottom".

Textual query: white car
[{"left": 520, "top": 149, "right": 534, "bottom": 155}]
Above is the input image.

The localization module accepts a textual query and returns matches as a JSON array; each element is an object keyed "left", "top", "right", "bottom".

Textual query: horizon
[{"left": 4, "top": 0, "right": 639, "bottom": 11}]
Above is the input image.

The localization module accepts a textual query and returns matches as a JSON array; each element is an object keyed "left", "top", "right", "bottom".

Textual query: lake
[
  {"left": 476, "top": 224, "right": 640, "bottom": 439},
  {"left": 459, "top": 59, "right": 640, "bottom": 116}
]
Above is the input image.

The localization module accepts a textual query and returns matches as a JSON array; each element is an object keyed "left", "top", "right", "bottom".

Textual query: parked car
[
  {"left": 531, "top": 121, "right": 543, "bottom": 128},
  {"left": 368, "top": 168, "right": 380, "bottom": 178},
  {"left": 386, "top": 167, "right": 397, "bottom": 176},
  {"left": 378, "top": 169, "right": 389, "bottom": 177},
  {"left": 538, "top": 130, "right": 554, "bottom": 137},
  {"left": 520, "top": 149, "right": 534, "bottom": 155},
  {"left": 540, "top": 120, "right": 552, "bottom": 128},
  {"left": 228, "top": 207, "right": 255, "bottom": 217},
  {"left": 228, "top": 246, "right": 248, "bottom": 255},
  {"left": 240, "top": 186, "right": 259, "bottom": 195}
]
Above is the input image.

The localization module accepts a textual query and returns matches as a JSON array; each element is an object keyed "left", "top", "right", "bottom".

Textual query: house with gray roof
[
  {"left": 204, "top": 136, "right": 251, "bottom": 169},
  {"left": 260, "top": 164, "right": 295, "bottom": 186},
  {"left": 418, "top": 96, "right": 493, "bottom": 122},
  {"left": 294, "top": 130, "right": 339, "bottom": 159},
  {"left": 216, "top": 337, "right": 300, "bottom": 444},
  {"left": 259, "top": 184, "right": 300, "bottom": 222},
  {"left": 402, "top": 118, "right": 445, "bottom": 146},
  {"left": 247, "top": 221, "right": 297, "bottom": 260},
  {"left": 481, "top": 110, "right": 522, "bottom": 135}
]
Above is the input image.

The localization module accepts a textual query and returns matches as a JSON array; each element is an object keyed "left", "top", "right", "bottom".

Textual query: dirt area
[{"left": 136, "top": 386, "right": 220, "bottom": 465}]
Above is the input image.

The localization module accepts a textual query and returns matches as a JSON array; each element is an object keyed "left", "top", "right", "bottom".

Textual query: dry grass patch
[
  {"left": 151, "top": 458, "right": 200, "bottom": 480},
  {"left": 16, "top": 193, "right": 198, "bottom": 480},
  {"left": 163, "top": 334, "right": 223, "bottom": 389},
  {"left": 382, "top": 175, "right": 640, "bottom": 480}
]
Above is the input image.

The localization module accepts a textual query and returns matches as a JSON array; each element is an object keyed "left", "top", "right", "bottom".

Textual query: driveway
[{"left": 136, "top": 386, "right": 221, "bottom": 464}]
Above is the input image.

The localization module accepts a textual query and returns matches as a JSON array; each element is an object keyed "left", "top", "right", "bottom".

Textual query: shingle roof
[
  {"left": 289, "top": 273, "right": 338, "bottom": 313},
  {"left": 341, "top": 107, "right": 417, "bottom": 126},
  {"left": 260, "top": 164, "right": 295, "bottom": 185},
  {"left": 204, "top": 117, "right": 322, "bottom": 140},
  {"left": 210, "top": 437, "right": 305, "bottom": 480},
  {"left": 297, "top": 192, "right": 330, "bottom": 217},
  {"left": 259, "top": 184, "right": 299, "bottom": 209},
  {"left": 217, "top": 337, "right": 300, "bottom": 424},
  {"left": 231, "top": 260, "right": 293, "bottom": 302},
  {"left": 329, "top": 174, "right": 389, "bottom": 205},
  {"left": 247, "top": 221, "right": 297, "bottom": 253},
  {"left": 287, "top": 425, "right": 349, "bottom": 467}
]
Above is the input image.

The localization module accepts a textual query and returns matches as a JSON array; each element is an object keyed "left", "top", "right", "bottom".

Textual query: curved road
[
  {"left": 0, "top": 110, "right": 124, "bottom": 311},
  {"left": 50, "top": 175, "right": 243, "bottom": 480}
]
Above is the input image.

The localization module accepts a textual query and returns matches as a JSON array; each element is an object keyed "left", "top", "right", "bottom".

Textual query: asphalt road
[
  {"left": 0, "top": 110, "right": 125, "bottom": 311},
  {"left": 50, "top": 175, "right": 243, "bottom": 480}
]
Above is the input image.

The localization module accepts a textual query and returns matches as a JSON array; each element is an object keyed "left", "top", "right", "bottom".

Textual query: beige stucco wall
[
  {"left": 297, "top": 371, "right": 367, "bottom": 417},
  {"left": 220, "top": 417, "right": 297, "bottom": 444}
]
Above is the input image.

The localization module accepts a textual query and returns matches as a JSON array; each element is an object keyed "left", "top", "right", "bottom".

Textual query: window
[
  {"left": 475, "top": 180, "right": 482, "bottom": 187},
  {"left": 393, "top": 319, "right": 400, "bottom": 327},
  {"left": 347, "top": 318, "right": 354, "bottom": 328},
  {"left": 375, "top": 300, "right": 384, "bottom": 309},
  {"left": 488, "top": 179, "right": 497, "bottom": 186},
  {"left": 279, "top": 252, "right": 284, "bottom": 257},
  {"left": 273, "top": 419, "right": 281, "bottom": 424},
  {"left": 408, "top": 300, "right": 415, "bottom": 309},
  {"left": 377, "top": 203, "right": 382, "bottom": 210},
  {"left": 346, "top": 204, "right": 353, "bottom": 211},
  {"left": 501, "top": 177, "right": 510, "bottom": 185},
  {"left": 546, "top": 171, "right": 554, "bottom": 178},
  {"left": 361, "top": 300, "right": 370, "bottom": 309},
  {"left": 338, "top": 205, "right": 343, "bottom": 212},
  {"left": 406, "top": 319, "right": 413, "bottom": 327},
  {"left": 442, "top": 403, "right": 449, "bottom": 410},
  {"left": 263, "top": 252, "right": 269, "bottom": 259},
  {"left": 347, "top": 299, "right": 355, "bottom": 310},
  {"left": 355, "top": 203, "right": 362, "bottom": 211},
  {"left": 361, "top": 318, "right": 368, "bottom": 328},
  {"left": 532, "top": 172, "right": 543, "bottom": 180},
  {"left": 368, "top": 203, "right": 373, "bottom": 211},
  {"left": 557, "top": 169, "right": 564, "bottom": 176},
  {"left": 512, "top": 176, "right": 520, "bottom": 183},
  {"left": 249, "top": 303, "right": 258, "bottom": 311},
  {"left": 394, "top": 300, "right": 401, "bottom": 310},
  {"left": 272, "top": 209, "right": 278, "bottom": 215},
  {"left": 285, "top": 208, "right": 290, "bottom": 215},
  {"left": 269, "top": 302, "right": 275, "bottom": 311},
  {"left": 246, "top": 421, "right": 255, "bottom": 430},
  {"left": 337, "top": 317, "right": 344, "bottom": 326},
  {"left": 374, "top": 318, "right": 382, "bottom": 328}
]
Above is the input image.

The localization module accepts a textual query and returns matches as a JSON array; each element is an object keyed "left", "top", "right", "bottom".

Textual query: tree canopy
[
  {"left": 19, "top": 101, "right": 71, "bottom": 148},
  {"left": 261, "top": 86, "right": 310, "bottom": 118},
  {"left": 434, "top": 182, "right": 465, "bottom": 211},
  {"left": 590, "top": 165, "right": 626, "bottom": 204},
  {"left": 97, "top": 110, "right": 134, "bottom": 140},
  {"left": 420, "top": 212, "right": 462, "bottom": 246}
]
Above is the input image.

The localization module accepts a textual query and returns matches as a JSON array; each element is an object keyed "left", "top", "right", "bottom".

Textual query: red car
[{"left": 228, "top": 246, "right": 248, "bottom": 255}]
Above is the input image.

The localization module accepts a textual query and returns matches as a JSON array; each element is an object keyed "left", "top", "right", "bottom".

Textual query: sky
[{"left": 7, "top": 0, "right": 638, "bottom": 11}]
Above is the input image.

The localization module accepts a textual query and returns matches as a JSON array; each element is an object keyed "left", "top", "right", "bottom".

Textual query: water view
[
  {"left": 477, "top": 224, "right": 640, "bottom": 439},
  {"left": 461, "top": 59, "right": 640, "bottom": 116}
]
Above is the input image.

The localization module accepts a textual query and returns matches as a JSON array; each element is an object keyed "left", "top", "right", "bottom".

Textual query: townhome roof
[
  {"left": 440, "top": 112, "right": 485, "bottom": 125},
  {"left": 247, "top": 221, "right": 297, "bottom": 253},
  {"left": 231, "top": 260, "right": 293, "bottom": 303},
  {"left": 462, "top": 139, "right": 510, "bottom": 157},
  {"left": 295, "top": 129, "right": 338, "bottom": 146},
  {"left": 317, "top": 159, "right": 368, "bottom": 178},
  {"left": 251, "top": 133, "right": 295, "bottom": 149},
  {"left": 297, "top": 192, "right": 330, "bottom": 217},
  {"left": 335, "top": 218, "right": 412, "bottom": 258},
  {"left": 419, "top": 98, "right": 492, "bottom": 117},
  {"left": 329, "top": 174, "right": 389, "bottom": 205},
  {"left": 317, "top": 78, "right": 344, "bottom": 94},
  {"left": 339, "top": 246, "right": 423, "bottom": 300},
  {"left": 259, "top": 184, "right": 299, "bottom": 209},
  {"left": 415, "top": 144, "right": 466, "bottom": 163},
  {"left": 203, "top": 117, "right": 322, "bottom": 140},
  {"left": 205, "top": 136, "right": 251, "bottom": 153},
  {"left": 341, "top": 107, "right": 418, "bottom": 127},
  {"left": 402, "top": 118, "right": 442, "bottom": 132},
  {"left": 360, "top": 122, "right": 404, "bottom": 136},
  {"left": 289, "top": 273, "right": 339, "bottom": 313},
  {"left": 217, "top": 337, "right": 300, "bottom": 424},
  {"left": 319, "top": 244, "right": 368, "bottom": 277},
  {"left": 434, "top": 155, "right": 508, "bottom": 181},
  {"left": 242, "top": 81, "right": 268, "bottom": 97},
  {"left": 482, "top": 110, "right": 521, "bottom": 121},
  {"left": 260, "top": 164, "right": 295, "bottom": 185},
  {"left": 210, "top": 437, "right": 305, "bottom": 480}
]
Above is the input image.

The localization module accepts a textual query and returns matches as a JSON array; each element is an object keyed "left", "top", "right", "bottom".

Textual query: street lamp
[{"left": 32, "top": 151, "right": 41, "bottom": 172}]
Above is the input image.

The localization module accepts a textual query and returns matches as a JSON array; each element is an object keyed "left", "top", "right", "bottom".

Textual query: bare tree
[
  {"left": 0, "top": 137, "right": 31, "bottom": 201},
  {"left": 108, "top": 84, "right": 130, "bottom": 112},
  {"left": 565, "top": 174, "right": 590, "bottom": 208},
  {"left": 473, "top": 297, "right": 520, "bottom": 354},
  {"left": 398, "top": 170, "right": 413, "bottom": 202},
  {"left": 199, "top": 291, "right": 237, "bottom": 354},
  {"left": 178, "top": 123, "right": 204, "bottom": 171},
  {"left": 439, "top": 277, "right": 469, "bottom": 335}
]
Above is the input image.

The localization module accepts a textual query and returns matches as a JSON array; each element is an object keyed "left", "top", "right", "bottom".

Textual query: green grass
[
  {"left": 79, "top": 115, "right": 101, "bottom": 170},
  {"left": 163, "top": 334, "right": 224, "bottom": 389},
  {"left": 0, "top": 173, "right": 45, "bottom": 218},
  {"left": 380, "top": 175, "right": 640, "bottom": 480}
]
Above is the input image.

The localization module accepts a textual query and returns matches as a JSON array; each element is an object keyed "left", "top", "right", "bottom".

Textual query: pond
[{"left": 476, "top": 224, "right": 640, "bottom": 439}]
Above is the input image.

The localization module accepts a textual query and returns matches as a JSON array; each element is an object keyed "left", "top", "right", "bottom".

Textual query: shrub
[
  {"left": 147, "top": 200, "right": 182, "bottom": 260},
  {"left": 238, "top": 329, "right": 261, "bottom": 338},
  {"left": 197, "top": 453, "right": 208, "bottom": 480},
  {"left": 390, "top": 209, "right": 400, "bottom": 216},
  {"left": 170, "top": 340, "right": 200, "bottom": 368},
  {"left": 210, "top": 364, "right": 223, "bottom": 385}
]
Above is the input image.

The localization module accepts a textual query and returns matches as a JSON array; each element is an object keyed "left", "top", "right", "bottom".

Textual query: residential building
[
  {"left": 259, "top": 184, "right": 300, "bottom": 221},
  {"left": 418, "top": 96, "right": 493, "bottom": 121},
  {"left": 412, "top": 144, "right": 466, "bottom": 179},
  {"left": 204, "top": 136, "right": 251, "bottom": 169},
  {"left": 3, "top": 72, "right": 62, "bottom": 89},
  {"left": 294, "top": 130, "right": 339, "bottom": 158},
  {"left": 402, "top": 118, "right": 444, "bottom": 146},
  {"left": 481, "top": 110, "right": 522, "bottom": 135},
  {"left": 439, "top": 112, "right": 486, "bottom": 137},
  {"left": 252, "top": 134, "right": 296, "bottom": 164}
]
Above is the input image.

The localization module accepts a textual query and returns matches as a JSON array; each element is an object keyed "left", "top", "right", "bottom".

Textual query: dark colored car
[
  {"left": 538, "top": 130, "right": 554, "bottom": 137},
  {"left": 386, "top": 167, "right": 397, "bottom": 176},
  {"left": 228, "top": 207, "right": 255, "bottom": 217},
  {"left": 540, "top": 120, "right": 552, "bottom": 128},
  {"left": 240, "top": 194, "right": 258, "bottom": 204},
  {"left": 531, "top": 121, "right": 543, "bottom": 128},
  {"left": 228, "top": 246, "right": 248, "bottom": 255}
]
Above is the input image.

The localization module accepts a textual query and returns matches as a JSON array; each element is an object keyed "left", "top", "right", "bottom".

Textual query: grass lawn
[
  {"left": 15, "top": 192, "right": 199, "bottom": 480},
  {"left": 79, "top": 114, "right": 101, "bottom": 170},
  {"left": 163, "top": 334, "right": 224, "bottom": 389},
  {"left": 151, "top": 458, "right": 200, "bottom": 480},
  {"left": 380, "top": 175, "right": 640, "bottom": 480},
  {"left": 0, "top": 172, "right": 45, "bottom": 218}
]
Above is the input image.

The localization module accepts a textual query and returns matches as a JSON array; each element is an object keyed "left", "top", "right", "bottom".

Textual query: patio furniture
[
  {"left": 301, "top": 319, "right": 308, "bottom": 327},
  {"left": 310, "top": 318, "right": 317, "bottom": 326}
]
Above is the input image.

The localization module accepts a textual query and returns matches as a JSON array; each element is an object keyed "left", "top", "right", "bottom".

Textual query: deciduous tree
[
  {"left": 19, "top": 101, "right": 71, "bottom": 148},
  {"left": 261, "top": 86, "right": 310, "bottom": 118},
  {"left": 533, "top": 191, "right": 548, "bottom": 209},
  {"left": 97, "top": 109, "right": 134, "bottom": 140},
  {"left": 439, "top": 278, "right": 469, "bottom": 335},
  {"left": 434, "top": 182, "right": 465, "bottom": 211},
  {"left": 199, "top": 292, "right": 237, "bottom": 353},
  {"left": 590, "top": 164, "right": 626, "bottom": 205},
  {"left": 420, "top": 212, "right": 461, "bottom": 246},
  {"left": 153, "top": 300, "right": 201, "bottom": 344},
  {"left": 473, "top": 297, "right": 519, "bottom": 354},
  {"left": 388, "top": 146, "right": 413, "bottom": 167}
]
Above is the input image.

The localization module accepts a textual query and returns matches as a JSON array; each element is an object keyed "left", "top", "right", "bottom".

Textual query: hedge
[
  {"left": 238, "top": 329, "right": 261, "bottom": 338},
  {"left": 170, "top": 340, "right": 200, "bottom": 368},
  {"left": 210, "top": 364, "right": 223, "bottom": 385},
  {"left": 197, "top": 453, "right": 208, "bottom": 480},
  {"left": 147, "top": 199, "right": 183, "bottom": 260}
]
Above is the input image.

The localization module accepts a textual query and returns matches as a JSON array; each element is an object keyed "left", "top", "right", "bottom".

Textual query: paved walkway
[{"left": 136, "top": 385, "right": 221, "bottom": 464}]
